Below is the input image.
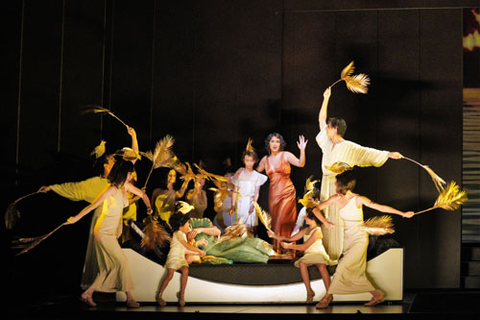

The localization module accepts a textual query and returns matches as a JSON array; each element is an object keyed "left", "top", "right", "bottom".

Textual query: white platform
[{"left": 116, "top": 248, "right": 404, "bottom": 304}]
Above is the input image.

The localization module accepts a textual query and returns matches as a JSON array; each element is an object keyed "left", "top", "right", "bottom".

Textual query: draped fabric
[
  {"left": 232, "top": 168, "right": 267, "bottom": 227},
  {"left": 327, "top": 196, "right": 375, "bottom": 295},
  {"left": 265, "top": 152, "right": 297, "bottom": 248},
  {"left": 90, "top": 187, "right": 134, "bottom": 293},
  {"left": 50, "top": 176, "right": 110, "bottom": 289},
  {"left": 316, "top": 129, "right": 389, "bottom": 260}
]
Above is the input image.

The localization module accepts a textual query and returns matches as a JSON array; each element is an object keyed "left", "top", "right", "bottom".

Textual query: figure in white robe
[{"left": 316, "top": 87, "right": 402, "bottom": 260}]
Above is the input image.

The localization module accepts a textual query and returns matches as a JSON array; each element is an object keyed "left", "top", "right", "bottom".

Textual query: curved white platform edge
[{"left": 116, "top": 248, "right": 403, "bottom": 303}]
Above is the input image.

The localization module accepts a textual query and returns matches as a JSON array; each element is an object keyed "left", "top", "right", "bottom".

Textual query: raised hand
[{"left": 297, "top": 135, "right": 308, "bottom": 150}]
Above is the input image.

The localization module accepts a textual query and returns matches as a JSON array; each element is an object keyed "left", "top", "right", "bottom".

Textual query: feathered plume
[
  {"left": 177, "top": 201, "right": 195, "bottom": 214},
  {"left": 360, "top": 215, "right": 395, "bottom": 236},
  {"left": 415, "top": 181, "right": 467, "bottom": 215},
  {"left": 209, "top": 179, "right": 232, "bottom": 212},
  {"left": 84, "top": 105, "right": 129, "bottom": 128},
  {"left": 90, "top": 140, "right": 106, "bottom": 159},
  {"left": 141, "top": 135, "right": 176, "bottom": 188},
  {"left": 403, "top": 157, "right": 446, "bottom": 192},
  {"left": 326, "top": 161, "right": 353, "bottom": 174},
  {"left": 141, "top": 216, "right": 171, "bottom": 251},
  {"left": 330, "top": 61, "right": 370, "bottom": 94},
  {"left": 174, "top": 161, "right": 196, "bottom": 182},
  {"left": 113, "top": 147, "right": 141, "bottom": 162},
  {"left": 194, "top": 163, "right": 227, "bottom": 182},
  {"left": 11, "top": 222, "right": 66, "bottom": 256},
  {"left": 246, "top": 138, "right": 255, "bottom": 152},
  {"left": 5, "top": 192, "right": 40, "bottom": 230},
  {"left": 252, "top": 202, "right": 272, "bottom": 232},
  {"left": 298, "top": 176, "right": 320, "bottom": 208},
  {"left": 218, "top": 220, "right": 249, "bottom": 243}
]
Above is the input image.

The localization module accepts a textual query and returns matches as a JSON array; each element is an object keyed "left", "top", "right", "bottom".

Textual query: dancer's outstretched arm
[
  {"left": 357, "top": 196, "right": 414, "bottom": 218},
  {"left": 319, "top": 87, "right": 331, "bottom": 130},
  {"left": 284, "top": 135, "right": 308, "bottom": 168}
]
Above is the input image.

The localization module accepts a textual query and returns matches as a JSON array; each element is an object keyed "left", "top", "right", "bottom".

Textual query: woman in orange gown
[{"left": 257, "top": 133, "right": 308, "bottom": 250}]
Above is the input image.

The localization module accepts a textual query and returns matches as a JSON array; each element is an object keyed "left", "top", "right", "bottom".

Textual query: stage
[{"left": 10, "top": 290, "right": 480, "bottom": 319}]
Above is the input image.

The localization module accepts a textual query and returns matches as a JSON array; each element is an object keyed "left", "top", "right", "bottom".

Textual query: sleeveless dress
[
  {"left": 294, "top": 226, "right": 334, "bottom": 267},
  {"left": 90, "top": 187, "right": 135, "bottom": 292},
  {"left": 266, "top": 152, "right": 297, "bottom": 243},
  {"left": 327, "top": 196, "right": 375, "bottom": 295},
  {"left": 232, "top": 168, "right": 267, "bottom": 227},
  {"left": 165, "top": 230, "right": 189, "bottom": 270}
]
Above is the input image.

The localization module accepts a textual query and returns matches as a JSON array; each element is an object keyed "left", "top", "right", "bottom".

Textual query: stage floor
[{"left": 9, "top": 290, "right": 480, "bottom": 319}]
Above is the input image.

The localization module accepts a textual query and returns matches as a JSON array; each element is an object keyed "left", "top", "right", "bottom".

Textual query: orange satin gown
[{"left": 265, "top": 152, "right": 297, "bottom": 246}]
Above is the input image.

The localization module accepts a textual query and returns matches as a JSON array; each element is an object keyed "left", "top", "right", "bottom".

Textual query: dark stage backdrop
[{"left": 2, "top": 0, "right": 477, "bottom": 296}]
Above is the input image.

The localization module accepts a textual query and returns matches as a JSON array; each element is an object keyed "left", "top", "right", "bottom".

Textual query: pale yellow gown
[
  {"left": 327, "top": 196, "right": 375, "bottom": 295},
  {"left": 294, "top": 226, "right": 335, "bottom": 267},
  {"left": 165, "top": 230, "right": 189, "bottom": 270},
  {"left": 316, "top": 128, "right": 389, "bottom": 260},
  {"left": 90, "top": 187, "right": 134, "bottom": 292},
  {"left": 49, "top": 176, "right": 109, "bottom": 289}
]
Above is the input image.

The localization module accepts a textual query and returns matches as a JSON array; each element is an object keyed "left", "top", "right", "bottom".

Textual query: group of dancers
[{"left": 35, "top": 86, "right": 415, "bottom": 309}]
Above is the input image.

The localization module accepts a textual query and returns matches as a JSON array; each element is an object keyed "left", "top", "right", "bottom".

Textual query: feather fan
[
  {"left": 360, "top": 215, "right": 395, "bottom": 236},
  {"left": 141, "top": 216, "right": 171, "bottom": 251},
  {"left": 415, "top": 181, "right": 467, "bottom": 215},
  {"left": 330, "top": 61, "right": 370, "bottom": 94},
  {"left": 252, "top": 202, "right": 272, "bottom": 232},
  {"left": 403, "top": 156, "right": 446, "bottom": 192},
  {"left": 12, "top": 222, "right": 66, "bottom": 256},
  {"left": 5, "top": 191, "right": 40, "bottom": 230},
  {"left": 141, "top": 135, "right": 176, "bottom": 188},
  {"left": 84, "top": 105, "right": 129, "bottom": 128},
  {"left": 326, "top": 161, "right": 353, "bottom": 174}
]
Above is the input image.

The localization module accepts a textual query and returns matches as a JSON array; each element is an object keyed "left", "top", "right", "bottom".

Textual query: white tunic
[
  {"left": 316, "top": 128, "right": 389, "bottom": 260},
  {"left": 232, "top": 168, "right": 268, "bottom": 227}
]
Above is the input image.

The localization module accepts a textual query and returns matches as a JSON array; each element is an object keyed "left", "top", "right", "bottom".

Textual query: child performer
[
  {"left": 157, "top": 209, "right": 207, "bottom": 307},
  {"left": 268, "top": 209, "right": 335, "bottom": 303},
  {"left": 230, "top": 139, "right": 268, "bottom": 236}
]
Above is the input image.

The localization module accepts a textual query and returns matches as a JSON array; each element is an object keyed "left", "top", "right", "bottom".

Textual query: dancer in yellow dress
[
  {"left": 313, "top": 170, "right": 413, "bottom": 309},
  {"left": 268, "top": 209, "right": 335, "bottom": 303},
  {"left": 65, "top": 160, "right": 153, "bottom": 308}
]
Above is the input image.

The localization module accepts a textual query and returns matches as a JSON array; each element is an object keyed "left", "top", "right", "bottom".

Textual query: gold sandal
[
  {"left": 176, "top": 292, "right": 185, "bottom": 307},
  {"left": 306, "top": 289, "right": 315, "bottom": 303},
  {"left": 316, "top": 295, "right": 332, "bottom": 309}
]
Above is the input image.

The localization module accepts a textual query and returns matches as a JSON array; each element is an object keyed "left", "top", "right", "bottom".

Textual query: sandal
[
  {"left": 126, "top": 299, "right": 140, "bottom": 308},
  {"left": 176, "top": 292, "right": 185, "bottom": 307},
  {"left": 316, "top": 294, "right": 333, "bottom": 309},
  {"left": 79, "top": 295, "right": 96, "bottom": 307},
  {"left": 306, "top": 289, "right": 315, "bottom": 303},
  {"left": 365, "top": 291, "right": 384, "bottom": 306},
  {"left": 156, "top": 294, "right": 167, "bottom": 307}
]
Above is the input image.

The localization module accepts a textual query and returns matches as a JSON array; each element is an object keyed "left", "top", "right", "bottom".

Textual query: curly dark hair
[
  {"left": 306, "top": 207, "right": 323, "bottom": 226},
  {"left": 264, "top": 132, "right": 287, "bottom": 155}
]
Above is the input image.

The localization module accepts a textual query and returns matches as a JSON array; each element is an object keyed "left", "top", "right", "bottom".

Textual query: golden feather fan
[
  {"left": 360, "top": 215, "right": 395, "bottom": 236},
  {"left": 330, "top": 61, "right": 370, "bottom": 94},
  {"left": 252, "top": 201, "right": 272, "bottom": 232},
  {"left": 141, "top": 217, "right": 171, "bottom": 251},
  {"left": 326, "top": 161, "right": 353, "bottom": 174},
  {"left": 5, "top": 191, "right": 40, "bottom": 230},
  {"left": 84, "top": 105, "right": 129, "bottom": 128},
  {"left": 415, "top": 181, "right": 467, "bottom": 215},
  {"left": 141, "top": 135, "right": 176, "bottom": 188},
  {"left": 403, "top": 156, "right": 446, "bottom": 192}
]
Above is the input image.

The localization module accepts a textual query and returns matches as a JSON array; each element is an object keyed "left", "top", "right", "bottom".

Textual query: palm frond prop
[
  {"left": 173, "top": 161, "right": 196, "bottom": 182},
  {"left": 402, "top": 156, "right": 446, "bottom": 192},
  {"left": 209, "top": 179, "right": 232, "bottom": 211},
  {"left": 415, "top": 181, "right": 467, "bottom": 215},
  {"left": 360, "top": 215, "right": 395, "bottom": 236},
  {"left": 218, "top": 221, "right": 249, "bottom": 243},
  {"left": 113, "top": 147, "right": 141, "bottom": 162},
  {"left": 326, "top": 161, "right": 353, "bottom": 174},
  {"left": 84, "top": 105, "right": 129, "bottom": 128},
  {"left": 330, "top": 61, "right": 370, "bottom": 94},
  {"left": 194, "top": 163, "right": 227, "bottom": 182},
  {"left": 140, "top": 135, "right": 176, "bottom": 188},
  {"left": 141, "top": 216, "right": 171, "bottom": 251},
  {"left": 252, "top": 202, "right": 272, "bottom": 232},
  {"left": 11, "top": 222, "right": 66, "bottom": 256},
  {"left": 5, "top": 192, "right": 40, "bottom": 230}
]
